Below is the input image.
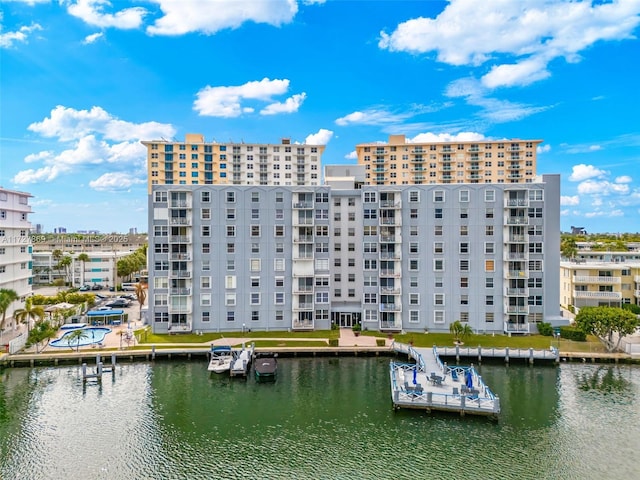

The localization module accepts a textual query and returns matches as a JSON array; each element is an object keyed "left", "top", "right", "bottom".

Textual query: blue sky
[{"left": 1, "top": 0, "right": 640, "bottom": 234}]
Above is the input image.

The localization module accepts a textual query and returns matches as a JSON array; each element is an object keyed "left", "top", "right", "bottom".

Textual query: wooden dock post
[
  {"left": 455, "top": 344, "right": 460, "bottom": 363},
  {"left": 505, "top": 347, "right": 510, "bottom": 364},
  {"left": 478, "top": 346, "right": 482, "bottom": 364},
  {"left": 529, "top": 347, "right": 534, "bottom": 365},
  {"left": 152, "top": 345, "right": 156, "bottom": 360}
]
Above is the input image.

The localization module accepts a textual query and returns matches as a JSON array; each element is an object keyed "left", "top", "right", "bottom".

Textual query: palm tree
[
  {"left": 450, "top": 320, "right": 473, "bottom": 345},
  {"left": 14, "top": 298, "right": 45, "bottom": 337},
  {"left": 77, "top": 253, "right": 90, "bottom": 287},
  {"left": 65, "top": 329, "right": 89, "bottom": 352},
  {"left": 134, "top": 283, "right": 147, "bottom": 322},
  {"left": 28, "top": 320, "right": 57, "bottom": 353},
  {"left": 0, "top": 288, "right": 19, "bottom": 337},
  {"left": 57, "top": 255, "right": 72, "bottom": 286}
]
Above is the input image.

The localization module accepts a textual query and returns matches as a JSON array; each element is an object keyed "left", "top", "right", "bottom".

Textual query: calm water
[{"left": 1, "top": 357, "right": 639, "bottom": 480}]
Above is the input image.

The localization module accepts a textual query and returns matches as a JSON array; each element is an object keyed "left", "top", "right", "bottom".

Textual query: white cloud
[
  {"left": 28, "top": 105, "right": 175, "bottom": 142},
  {"left": 147, "top": 0, "right": 298, "bottom": 36},
  {"left": 13, "top": 106, "right": 174, "bottom": 184},
  {"left": 67, "top": 0, "right": 147, "bottom": 29},
  {"left": 83, "top": 32, "right": 104, "bottom": 44},
  {"left": 335, "top": 108, "right": 414, "bottom": 126},
  {"left": 537, "top": 144, "right": 551, "bottom": 153},
  {"left": 584, "top": 209, "right": 624, "bottom": 218},
  {"left": 194, "top": 78, "right": 298, "bottom": 117},
  {"left": 89, "top": 172, "right": 145, "bottom": 192},
  {"left": 2, "top": 1, "right": 49, "bottom": 4},
  {"left": 379, "top": 0, "right": 640, "bottom": 89},
  {"left": 444, "top": 77, "right": 550, "bottom": 123},
  {"left": 344, "top": 151, "right": 357, "bottom": 160},
  {"left": 560, "top": 195, "right": 580, "bottom": 206},
  {"left": 577, "top": 180, "right": 629, "bottom": 196},
  {"left": 0, "top": 22, "right": 42, "bottom": 49},
  {"left": 568, "top": 164, "right": 607, "bottom": 182},
  {"left": 260, "top": 93, "right": 306, "bottom": 115},
  {"left": 409, "top": 132, "right": 486, "bottom": 143},
  {"left": 615, "top": 175, "right": 633, "bottom": 184},
  {"left": 304, "top": 128, "right": 333, "bottom": 145}
]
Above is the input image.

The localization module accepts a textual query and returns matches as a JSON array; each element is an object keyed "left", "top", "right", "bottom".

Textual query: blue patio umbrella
[
  {"left": 412, "top": 367, "right": 418, "bottom": 385},
  {"left": 466, "top": 370, "right": 473, "bottom": 389}
]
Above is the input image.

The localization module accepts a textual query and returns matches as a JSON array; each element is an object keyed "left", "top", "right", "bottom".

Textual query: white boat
[
  {"left": 208, "top": 346, "right": 233, "bottom": 373},
  {"left": 230, "top": 344, "right": 254, "bottom": 377}
]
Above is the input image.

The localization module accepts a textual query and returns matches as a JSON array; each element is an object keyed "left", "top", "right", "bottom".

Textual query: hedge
[
  {"left": 537, "top": 322, "right": 553, "bottom": 337},
  {"left": 559, "top": 326, "right": 586, "bottom": 342}
]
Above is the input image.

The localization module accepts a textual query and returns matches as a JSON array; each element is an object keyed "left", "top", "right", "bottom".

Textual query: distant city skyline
[{"left": 1, "top": 0, "right": 640, "bottom": 233}]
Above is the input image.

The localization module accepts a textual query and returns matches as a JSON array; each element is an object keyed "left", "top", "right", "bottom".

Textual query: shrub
[
  {"left": 330, "top": 322, "right": 339, "bottom": 330},
  {"left": 537, "top": 322, "right": 553, "bottom": 336},
  {"left": 560, "top": 326, "right": 586, "bottom": 342},
  {"left": 328, "top": 338, "right": 339, "bottom": 347},
  {"left": 352, "top": 322, "right": 362, "bottom": 332},
  {"left": 622, "top": 304, "right": 640, "bottom": 315},
  {"left": 376, "top": 338, "right": 386, "bottom": 347},
  {"left": 568, "top": 305, "right": 575, "bottom": 314}
]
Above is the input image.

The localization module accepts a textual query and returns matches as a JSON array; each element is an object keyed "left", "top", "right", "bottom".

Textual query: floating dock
[
  {"left": 390, "top": 343, "right": 500, "bottom": 418},
  {"left": 230, "top": 343, "right": 254, "bottom": 377}
]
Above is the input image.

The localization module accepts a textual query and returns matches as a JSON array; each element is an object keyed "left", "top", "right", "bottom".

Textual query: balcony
[
  {"left": 507, "top": 270, "right": 529, "bottom": 278},
  {"left": 293, "top": 303, "right": 314, "bottom": 311},
  {"left": 380, "top": 200, "right": 401, "bottom": 208},
  {"left": 380, "top": 269, "right": 401, "bottom": 278},
  {"left": 169, "top": 235, "right": 190, "bottom": 243},
  {"left": 293, "top": 285, "right": 314, "bottom": 294},
  {"left": 380, "top": 303, "right": 401, "bottom": 312},
  {"left": 503, "top": 321, "right": 530, "bottom": 334},
  {"left": 170, "top": 288, "right": 191, "bottom": 295},
  {"left": 507, "top": 173, "right": 523, "bottom": 179},
  {"left": 293, "top": 252, "right": 314, "bottom": 260},
  {"left": 505, "top": 252, "right": 527, "bottom": 261},
  {"left": 379, "top": 218, "right": 398, "bottom": 226},
  {"left": 168, "top": 323, "right": 192, "bottom": 333},
  {"left": 170, "top": 270, "right": 191, "bottom": 278},
  {"left": 380, "top": 252, "right": 401, "bottom": 260},
  {"left": 292, "top": 320, "right": 314, "bottom": 330},
  {"left": 170, "top": 200, "right": 191, "bottom": 209},
  {"left": 410, "top": 157, "right": 425, "bottom": 163},
  {"left": 506, "top": 288, "right": 527, "bottom": 295},
  {"left": 467, "top": 174, "right": 483, "bottom": 181},
  {"left": 573, "top": 276, "right": 621, "bottom": 284},
  {"left": 508, "top": 234, "right": 527, "bottom": 242},
  {"left": 506, "top": 305, "right": 529, "bottom": 314},
  {"left": 635, "top": 289, "right": 640, "bottom": 298},
  {"left": 170, "top": 253, "right": 191, "bottom": 260},
  {"left": 635, "top": 276, "right": 640, "bottom": 283},
  {"left": 293, "top": 234, "right": 314, "bottom": 243},
  {"left": 573, "top": 290, "right": 622, "bottom": 300},
  {"left": 380, "top": 321, "right": 402, "bottom": 331},
  {"left": 293, "top": 201, "right": 314, "bottom": 209},
  {"left": 168, "top": 304, "right": 192, "bottom": 314},
  {"left": 380, "top": 286, "right": 401, "bottom": 295},
  {"left": 169, "top": 217, "right": 191, "bottom": 225},
  {"left": 506, "top": 217, "right": 529, "bottom": 225},
  {"left": 380, "top": 234, "right": 399, "bottom": 242},
  {"left": 505, "top": 198, "right": 528, "bottom": 207}
]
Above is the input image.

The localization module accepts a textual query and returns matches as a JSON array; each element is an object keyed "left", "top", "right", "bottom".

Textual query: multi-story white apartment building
[
  {"left": 0, "top": 187, "right": 33, "bottom": 333},
  {"left": 356, "top": 135, "right": 542, "bottom": 185},
  {"left": 147, "top": 169, "right": 562, "bottom": 335},
  {"left": 143, "top": 133, "right": 325, "bottom": 191},
  {"left": 560, "top": 261, "right": 640, "bottom": 309}
]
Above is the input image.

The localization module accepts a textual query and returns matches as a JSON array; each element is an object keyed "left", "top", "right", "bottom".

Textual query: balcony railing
[
  {"left": 169, "top": 236, "right": 191, "bottom": 243},
  {"left": 573, "top": 276, "right": 621, "bottom": 284},
  {"left": 503, "top": 321, "right": 529, "bottom": 333},
  {"left": 573, "top": 291, "right": 622, "bottom": 299},
  {"left": 168, "top": 304, "right": 192, "bottom": 314},
  {"left": 292, "top": 320, "right": 314, "bottom": 330},
  {"left": 507, "top": 270, "right": 529, "bottom": 278},
  {"left": 293, "top": 235, "right": 314, "bottom": 243},
  {"left": 170, "top": 253, "right": 191, "bottom": 260},
  {"left": 506, "top": 199, "right": 528, "bottom": 207},
  {"left": 508, "top": 235, "right": 526, "bottom": 242},
  {"left": 380, "top": 286, "right": 401, "bottom": 295},
  {"left": 506, "top": 217, "right": 529, "bottom": 225},
  {"left": 506, "top": 305, "right": 529, "bottom": 314},
  {"left": 506, "top": 288, "right": 527, "bottom": 296},
  {"left": 380, "top": 200, "right": 401, "bottom": 208},
  {"left": 170, "top": 270, "right": 191, "bottom": 278},
  {"left": 170, "top": 288, "right": 191, "bottom": 295},
  {"left": 168, "top": 323, "right": 192, "bottom": 333},
  {"left": 380, "top": 321, "right": 402, "bottom": 331},
  {"left": 380, "top": 252, "right": 401, "bottom": 260},
  {"left": 505, "top": 252, "right": 527, "bottom": 260},
  {"left": 293, "top": 303, "right": 314, "bottom": 310},
  {"left": 380, "top": 270, "right": 401, "bottom": 277},
  {"left": 380, "top": 303, "right": 401, "bottom": 312},
  {"left": 379, "top": 235, "right": 399, "bottom": 242},
  {"left": 293, "top": 252, "right": 314, "bottom": 260},
  {"left": 293, "top": 285, "right": 314, "bottom": 293},
  {"left": 169, "top": 218, "right": 191, "bottom": 225},
  {"left": 293, "top": 202, "right": 314, "bottom": 209}
]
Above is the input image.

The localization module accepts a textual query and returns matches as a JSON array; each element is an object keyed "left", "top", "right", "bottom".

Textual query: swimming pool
[{"left": 50, "top": 327, "right": 112, "bottom": 348}]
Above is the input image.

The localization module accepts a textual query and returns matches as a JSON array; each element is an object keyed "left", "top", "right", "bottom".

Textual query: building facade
[
  {"left": 0, "top": 187, "right": 33, "bottom": 333},
  {"left": 356, "top": 135, "right": 542, "bottom": 185},
  {"left": 147, "top": 174, "right": 562, "bottom": 335},
  {"left": 560, "top": 261, "right": 640, "bottom": 309},
  {"left": 143, "top": 133, "right": 325, "bottom": 192}
]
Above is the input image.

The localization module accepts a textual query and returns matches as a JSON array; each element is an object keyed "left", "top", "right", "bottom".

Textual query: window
[
  {"left": 460, "top": 277, "right": 469, "bottom": 288},
  {"left": 410, "top": 209, "right": 418, "bottom": 219},
  {"left": 364, "top": 192, "right": 377, "bottom": 203},
  {"left": 275, "top": 225, "right": 285, "bottom": 237},
  {"left": 434, "top": 190, "right": 444, "bottom": 202},
  {"left": 460, "top": 225, "right": 468, "bottom": 236},
  {"left": 201, "top": 294, "right": 211, "bottom": 306},
  {"left": 227, "top": 311, "right": 235, "bottom": 322},
  {"left": 364, "top": 293, "right": 377, "bottom": 304},
  {"left": 227, "top": 259, "right": 235, "bottom": 271},
  {"left": 459, "top": 259, "right": 469, "bottom": 271},
  {"left": 274, "top": 258, "right": 285, "bottom": 271},
  {"left": 201, "top": 276, "right": 211, "bottom": 288},
  {"left": 434, "top": 294, "right": 444, "bottom": 306},
  {"left": 434, "top": 242, "right": 444, "bottom": 254},
  {"left": 275, "top": 311, "right": 284, "bottom": 322},
  {"left": 435, "top": 208, "right": 443, "bottom": 219},
  {"left": 202, "top": 312, "right": 211, "bottom": 322},
  {"left": 409, "top": 191, "right": 420, "bottom": 202},
  {"left": 434, "top": 225, "right": 442, "bottom": 236},
  {"left": 226, "top": 191, "right": 235, "bottom": 203},
  {"left": 251, "top": 276, "right": 260, "bottom": 288},
  {"left": 461, "top": 294, "right": 468, "bottom": 305},
  {"left": 275, "top": 277, "right": 285, "bottom": 288},
  {"left": 227, "top": 243, "right": 235, "bottom": 254},
  {"left": 485, "top": 260, "right": 495, "bottom": 272},
  {"left": 202, "top": 243, "right": 210, "bottom": 254},
  {"left": 154, "top": 191, "right": 167, "bottom": 203},
  {"left": 363, "top": 259, "right": 377, "bottom": 270},
  {"left": 409, "top": 260, "right": 418, "bottom": 271},
  {"left": 201, "top": 208, "right": 211, "bottom": 220},
  {"left": 460, "top": 209, "right": 468, "bottom": 219},
  {"left": 410, "top": 242, "right": 419, "bottom": 254},
  {"left": 459, "top": 190, "right": 469, "bottom": 202},
  {"left": 486, "top": 226, "right": 494, "bottom": 236},
  {"left": 485, "top": 242, "right": 495, "bottom": 254},
  {"left": 485, "top": 208, "right": 494, "bottom": 219},
  {"left": 434, "top": 259, "right": 444, "bottom": 271},
  {"left": 486, "top": 277, "right": 494, "bottom": 288},
  {"left": 250, "top": 293, "right": 261, "bottom": 305},
  {"left": 226, "top": 225, "right": 235, "bottom": 237},
  {"left": 251, "top": 225, "right": 261, "bottom": 237},
  {"left": 485, "top": 190, "right": 495, "bottom": 202},
  {"left": 410, "top": 276, "right": 418, "bottom": 288},
  {"left": 316, "top": 292, "right": 329, "bottom": 303},
  {"left": 410, "top": 293, "right": 419, "bottom": 305},
  {"left": 529, "top": 189, "right": 543, "bottom": 201},
  {"left": 486, "top": 295, "right": 494, "bottom": 306},
  {"left": 459, "top": 242, "right": 469, "bottom": 254},
  {"left": 460, "top": 312, "right": 469, "bottom": 323},
  {"left": 201, "top": 191, "right": 210, "bottom": 202},
  {"left": 434, "top": 311, "right": 445, "bottom": 324},
  {"left": 225, "top": 293, "right": 236, "bottom": 306}
]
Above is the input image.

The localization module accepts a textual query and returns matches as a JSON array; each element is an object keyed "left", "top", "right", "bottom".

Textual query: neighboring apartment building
[
  {"left": 31, "top": 234, "right": 147, "bottom": 287},
  {"left": 560, "top": 261, "right": 640, "bottom": 309},
  {"left": 147, "top": 171, "right": 562, "bottom": 335},
  {"left": 142, "top": 133, "right": 325, "bottom": 192},
  {"left": 356, "top": 135, "right": 542, "bottom": 185},
  {"left": 0, "top": 187, "right": 33, "bottom": 333}
]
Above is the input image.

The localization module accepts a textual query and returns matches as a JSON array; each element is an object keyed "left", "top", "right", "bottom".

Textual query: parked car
[
  {"left": 96, "top": 306, "right": 112, "bottom": 311},
  {"left": 106, "top": 299, "right": 130, "bottom": 308},
  {"left": 79, "top": 285, "right": 90, "bottom": 292},
  {"left": 91, "top": 285, "right": 102, "bottom": 291},
  {"left": 120, "top": 294, "right": 136, "bottom": 301},
  {"left": 95, "top": 294, "right": 107, "bottom": 300}
]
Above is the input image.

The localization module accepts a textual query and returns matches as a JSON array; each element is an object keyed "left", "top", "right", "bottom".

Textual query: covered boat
[
  {"left": 254, "top": 353, "right": 277, "bottom": 382},
  {"left": 208, "top": 346, "right": 233, "bottom": 373}
]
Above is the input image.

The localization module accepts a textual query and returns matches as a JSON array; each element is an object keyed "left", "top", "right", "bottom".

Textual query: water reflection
[{"left": 577, "top": 365, "right": 632, "bottom": 395}]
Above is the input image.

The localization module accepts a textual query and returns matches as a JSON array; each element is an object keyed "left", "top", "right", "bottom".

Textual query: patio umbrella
[
  {"left": 466, "top": 371, "right": 473, "bottom": 389},
  {"left": 412, "top": 367, "right": 417, "bottom": 385}
]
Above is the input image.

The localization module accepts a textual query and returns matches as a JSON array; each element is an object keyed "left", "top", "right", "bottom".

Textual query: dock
[
  {"left": 230, "top": 343, "right": 254, "bottom": 377},
  {"left": 390, "top": 343, "right": 500, "bottom": 418},
  {"left": 436, "top": 345, "right": 559, "bottom": 364}
]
